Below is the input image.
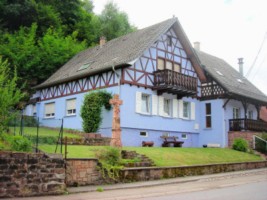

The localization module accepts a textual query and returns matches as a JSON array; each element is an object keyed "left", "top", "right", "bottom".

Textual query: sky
[{"left": 92, "top": 0, "right": 267, "bottom": 95}]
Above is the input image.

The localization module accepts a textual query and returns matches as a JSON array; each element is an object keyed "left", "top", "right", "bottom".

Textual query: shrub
[
  {"left": 95, "top": 147, "right": 123, "bottom": 180},
  {"left": 10, "top": 135, "right": 32, "bottom": 152},
  {"left": 232, "top": 138, "right": 248, "bottom": 152},
  {"left": 80, "top": 90, "right": 112, "bottom": 133}
]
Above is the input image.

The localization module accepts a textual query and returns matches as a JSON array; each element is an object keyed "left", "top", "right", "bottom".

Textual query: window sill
[
  {"left": 138, "top": 112, "right": 152, "bottom": 116},
  {"left": 65, "top": 114, "right": 77, "bottom": 117},
  {"left": 43, "top": 117, "right": 55, "bottom": 119}
]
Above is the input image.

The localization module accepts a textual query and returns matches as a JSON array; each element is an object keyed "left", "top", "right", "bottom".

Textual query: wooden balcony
[
  {"left": 153, "top": 70, "right": 197, "bottom": 97},
  {"left": 229, "top": 118, "right": 267, "bottom": 132}
]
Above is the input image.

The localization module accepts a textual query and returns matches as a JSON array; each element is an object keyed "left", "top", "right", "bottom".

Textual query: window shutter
[
  {"left": 173, "top": 99, "right": 178, "bottom": 118},
  {"left": 136, "top": 92, "right": 142, "bottom": 113},
  {"left": 191, "top": 102, "right": 196, "bottom": 120},
  {"left": 66, "top": 99, "right": 76, "bottom": 110},
  {"left": 152, "top": 95, "right": 158, "bottom": 115},
  {"left": 178, "top": 100, "right": 183, "bottom": 118},
  {"left": 158, "top": 96, "right": 164, "bottom": 116},
  {"left": 45, "top": 103, "right": 55, "bottom": 115}
]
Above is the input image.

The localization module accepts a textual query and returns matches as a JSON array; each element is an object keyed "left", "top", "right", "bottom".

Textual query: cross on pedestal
[{"left": 109, "top": 94, "right": 123, "bottom": 147}]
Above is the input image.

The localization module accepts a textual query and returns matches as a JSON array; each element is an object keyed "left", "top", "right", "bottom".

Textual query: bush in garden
[{"left": 232, "top": 138, "right": 248, "bottom": 152}]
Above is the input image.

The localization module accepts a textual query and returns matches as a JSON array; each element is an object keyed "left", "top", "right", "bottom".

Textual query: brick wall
[
  {"left": 0, "top": 152, "right": 65, "bottom": 198},
  {"left": 228, "top": 131, "right": 261, "bottom": 148},
  {"left": 66, "top": 159, "right": 103, "bottom": 186}
]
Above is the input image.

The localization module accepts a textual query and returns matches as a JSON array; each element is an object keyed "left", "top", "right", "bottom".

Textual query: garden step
[{"left": 121, "top": 150, "right": 155, "bottom": 167}]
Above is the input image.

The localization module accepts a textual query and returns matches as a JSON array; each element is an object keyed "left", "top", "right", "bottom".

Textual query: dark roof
[
  {"left": 36, "top": 18, "right": 206, "bottom": 89},
  {"left": 196, "top": 50, "right": 267, "bottom": 104}
]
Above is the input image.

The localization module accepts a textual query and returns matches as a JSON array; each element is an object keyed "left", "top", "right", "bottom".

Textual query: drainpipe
[{"left": 112, "top": 64, "right": 121, "bottom": 96}]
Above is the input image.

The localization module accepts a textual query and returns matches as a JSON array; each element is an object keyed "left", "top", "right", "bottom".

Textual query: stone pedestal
[{"left": 109, "top": 94, "right": 123, "bottom": 147}]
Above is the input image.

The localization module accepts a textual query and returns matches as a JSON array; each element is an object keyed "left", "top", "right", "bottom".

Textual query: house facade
[{"left": 25, "top": 18, "right": 267, "bottom": 147}]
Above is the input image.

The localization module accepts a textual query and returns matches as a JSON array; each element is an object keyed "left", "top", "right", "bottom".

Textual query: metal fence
[
  {"left": 253, "top": 135, "right": 267, "bottom": 155},
  {"left": 8, "top": 113, "right": 64, "bottom": 154}
]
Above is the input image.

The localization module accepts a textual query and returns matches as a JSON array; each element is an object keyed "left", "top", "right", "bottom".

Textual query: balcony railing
[
  {"left": 229, "top": 118, "right": 267, "bottom": 132},
  {"left": 153, "top": 70, "right": 197, "bottom": 96}
]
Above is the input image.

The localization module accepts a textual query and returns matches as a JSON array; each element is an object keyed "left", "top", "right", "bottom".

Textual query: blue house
[{"left": 26, "top": 18, "right": 267, "bottom": 147}]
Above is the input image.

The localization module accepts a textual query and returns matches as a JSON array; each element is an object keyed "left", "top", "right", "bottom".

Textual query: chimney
[
  {"left": 238, "top": 58, "right": 244, "bottom": 76},
  {"left": 100, "top": 36, "right": 106, "bottom": 48},
  {"left": 194, "top": 41, "right": 200, "bottom": 51}
]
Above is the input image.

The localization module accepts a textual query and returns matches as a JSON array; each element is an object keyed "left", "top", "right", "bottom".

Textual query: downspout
[{"left": 112, "top": 64, "right": 121, "bottom": 96}]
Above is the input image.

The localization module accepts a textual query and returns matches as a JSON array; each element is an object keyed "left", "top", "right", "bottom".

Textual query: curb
[{"left": 67, "top": 167, "right": 267, "bottom": 194}]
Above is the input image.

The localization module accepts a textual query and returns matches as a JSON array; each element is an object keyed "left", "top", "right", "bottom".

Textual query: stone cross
[{"left": 109, "top": 94, "right": 123, "bottom": 147}]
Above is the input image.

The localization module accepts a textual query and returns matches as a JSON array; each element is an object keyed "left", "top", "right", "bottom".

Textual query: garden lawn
[
  {"left": 11, "top": 127, "right": 81, "bottom": 138},
  {"left": 39, "top": 145, "right": 264, "bottom": 167}
]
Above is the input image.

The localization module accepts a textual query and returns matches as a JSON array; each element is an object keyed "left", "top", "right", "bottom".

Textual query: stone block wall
[
  {"left": 66, "top": 158, "right": 103, "bottom": 186},
  {"left": 228, "top": 131, "right": 261, "bottom": 148},
  {"left": 0, "top": 152, "right": 65, "bottom": 198},
  {"left": 120, "top": 161, "right": 267, "bottom": 182}
]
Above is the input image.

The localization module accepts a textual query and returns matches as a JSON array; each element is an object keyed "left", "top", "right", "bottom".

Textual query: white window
[
  {"left": 136, "top": 92, "right": 154, "bottom": 115},
  {"left": 44, "top": 102, "right": 55, "bottom": 118},
  {"left": 181, "top": 133, "right": 187, "bottom": 139},
  {"left": 66, "top": 98, "right": 76, "bottom": 116},
  {"left": 163, "top": 98, "right": 171, "bottom": 116},
  {"left": 178, "top": 100, "right": 195, "bottom": 120},
  {"left": 32, "top": 104, "right": 37, "bottom": 116},
  {"left": 183, "top": 101, "right": 190, "bottom": 119},
  {"left": 140, "top": 131, "right": 148, "bottom": 137},
  {"left": 233, "top": 107, "right": 240, "bottom": 119},
  {"left": 141, "top": 94, "right": 150, "bottom": 114},
  {"left": 248, "top": 110, "right": 253, "bottom": 119}
]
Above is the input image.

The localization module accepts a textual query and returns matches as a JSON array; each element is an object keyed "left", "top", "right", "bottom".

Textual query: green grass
[
  {"left": 11, "top": 127, "right": 81, "bottom": 138},
  {"left": 39, "top": 145, "right": 264, "bottom": 167}
]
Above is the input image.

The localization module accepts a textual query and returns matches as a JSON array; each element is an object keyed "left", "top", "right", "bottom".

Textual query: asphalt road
[{"left": 6, "top": 168, "right": 267, "bottom": 200}]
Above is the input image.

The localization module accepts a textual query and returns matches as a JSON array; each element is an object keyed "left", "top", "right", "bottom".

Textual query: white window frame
[
  {"left": 140, "top": 131, "right": 148, "bottom": 137},
  {"left": 233, "top": 107, "right": 240, "bottom": 119},
  {"left": 183, "top": 101, "right": 190, "bottom": 119},
  {"left": 141, "top": 94, "right": 150, "bottom": 114},
  {"left": 66, "top": 98, "right": 76, "bottom": 116},
  {"left": 44, "top": 102, "right": 55, "bottom": 118},
  {"left": 32, "top": 104, "right": 37, "bottom": 116},
  {"left": 248, "top": 110, "right": 253, "bottom": 119},
  {"left": 181, "top": 133, "right": 187, "bottom": 139},
  {"left": 163, "top": 98, "right": 171, "bottom": 117}
]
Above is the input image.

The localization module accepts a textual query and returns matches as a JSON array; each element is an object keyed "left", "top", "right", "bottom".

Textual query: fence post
[{"left": 36, "top": 117, "right": 39, "bottom": 153}]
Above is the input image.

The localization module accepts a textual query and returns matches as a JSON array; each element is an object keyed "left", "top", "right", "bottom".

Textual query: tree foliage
[
  {"left": 0, "top": 58, "right": 24, "bottom": 133},
  {"left": 81, "top": 91, "right": 112, "bottom": 133},
  {"left": 99, "top": 1, "right": 136, "bottom": 41},
  {"left": 0, "top": 0, "right": 135, "bottom": 99}
]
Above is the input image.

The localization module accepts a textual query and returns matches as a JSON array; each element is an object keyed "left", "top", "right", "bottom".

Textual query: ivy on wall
[{"left": 80, "top": 90, "right": 112, "bottom": 133}]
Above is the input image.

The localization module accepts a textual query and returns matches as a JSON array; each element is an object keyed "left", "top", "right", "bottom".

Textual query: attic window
[
  {"left": 167, "top": 35, "right": 172, "bottom": 46},
  {"left": 216, "top": 70, "right": 223, "bottom": 76},
  {"left": 78, "top": 61, "right": 94, "bottom": 71}
]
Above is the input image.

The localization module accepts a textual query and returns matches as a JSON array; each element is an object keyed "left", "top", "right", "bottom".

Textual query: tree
[
  {"left": 99, "top": 1, "right": 136, "bottom": 41},
  {"left": 0, "top": 0, "right": 38, "bottom": 32},
  {"left": 0, "top": 58, "right": 24, "bottom": 133}
]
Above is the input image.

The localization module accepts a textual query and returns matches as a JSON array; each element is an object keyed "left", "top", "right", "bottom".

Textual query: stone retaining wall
[
  {"left": 66, "top": 158, "right": 103, "bottom": 186},
  {"left": 120, "top": 161, "right": 267, "bottom": 182},
  {"left": 0, "top": 152, "right": 65, "bottom": 198}
]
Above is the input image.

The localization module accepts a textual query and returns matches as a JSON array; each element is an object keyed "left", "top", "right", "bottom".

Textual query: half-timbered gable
[{"left": 122, "top": 28, "right": 199, "bottom": 98}]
